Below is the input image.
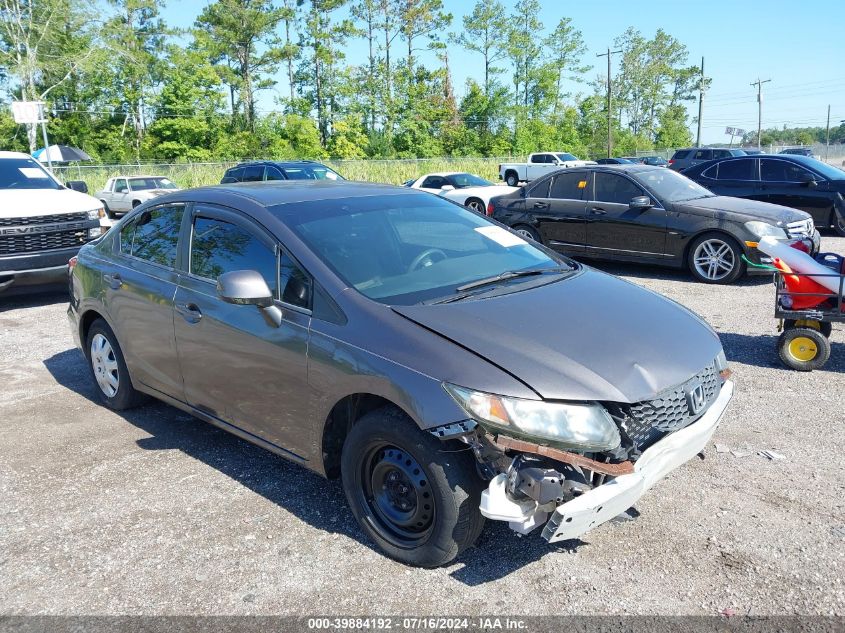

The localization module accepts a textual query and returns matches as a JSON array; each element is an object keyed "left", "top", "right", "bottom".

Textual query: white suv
[{"left": 0, "top": 151, "right": 106, "bottom": 294}]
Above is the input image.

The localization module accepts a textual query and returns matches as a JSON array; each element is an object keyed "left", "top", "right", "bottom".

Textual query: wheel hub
[
  {"left": 363, "top": 445, "right": 434, "bottom": 546},
  {"left": 788, "top": 336, "right": 818, "bottom": 362}
]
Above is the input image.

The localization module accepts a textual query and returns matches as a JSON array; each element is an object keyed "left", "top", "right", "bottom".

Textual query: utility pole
[
  {"left": 825, "top": 104, "right": 831, "bottom": 161},
  {"left": 751, "top": 77, "right": 771, "bottom": 149},
  {"left": 597, "top": 47, "right": 622, "bottom": 158},
  {"left": 696, "top": 57, "right": 705, "bottom": 147}
]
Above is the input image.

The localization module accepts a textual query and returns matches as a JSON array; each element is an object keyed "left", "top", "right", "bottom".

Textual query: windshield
[
  {"left": 636, "top": 168, "right": 715, "bottom": 203},
  {"left": 556, "top": 153, "right": 578, "bottom": 162},
  {"left": 801, "top": 158, "right": 845, "bottom": 180},
  {"left": 449, "top": 173, "right": 493, "bottom": 187},
  {"left": 280, "top": 193, "right": 572, "bottom": 305},
  {"left": 0, "top": 158, "right": 61, "bottom": 190},
  {"left": 128, "top": 177, "right": 178, "bottom": 191}
]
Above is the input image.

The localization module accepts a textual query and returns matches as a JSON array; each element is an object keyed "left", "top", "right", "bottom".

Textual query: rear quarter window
[{"left": 672, "top": 150, "right": 690, "bottom": 159}]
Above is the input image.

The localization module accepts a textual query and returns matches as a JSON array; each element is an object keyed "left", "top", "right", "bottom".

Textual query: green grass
[{"left": 53, "top": 157, "right": 510, "bottom": 194}]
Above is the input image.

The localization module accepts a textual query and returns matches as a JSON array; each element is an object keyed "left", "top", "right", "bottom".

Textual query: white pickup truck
[
  {"left": 498, "top": 152, "right": 596, "bottom": 186},
  {"left": 97, "top": 175, "right": 179, "bottom": 218},
  {"left": 0, "top": 151, "right": 106, "bottom": 294}
]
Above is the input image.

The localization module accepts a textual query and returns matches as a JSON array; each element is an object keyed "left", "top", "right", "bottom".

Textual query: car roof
[
  {"left": 162, "top": 180, "right": 421, "bottom": 210},
  {"left": 419, "top": 172, "right": 461, "bottom": 178},
  {"left": 230, "top": 160, "right": 326, "bottom": 169},
  {"left": 0, "top": 151, "right": 36, "bottom": 160}
]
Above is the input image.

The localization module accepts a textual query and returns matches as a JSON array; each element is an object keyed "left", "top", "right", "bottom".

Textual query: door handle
[
  {"left": 533, "top": 202, "right": 549, "bottom": 209},
  {"left": 176, "top": 302, "right": 202, "bottom": 323},
  {"left": 589, "top": 207, "right": 607, "bottom": 215},
  {"left": 103, "top": 273, "right": 122, "bottom": 289}
]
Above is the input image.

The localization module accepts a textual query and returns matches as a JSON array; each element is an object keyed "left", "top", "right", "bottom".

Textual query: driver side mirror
[
  {"left": 630, "top": 195, "right": 653, "bottom": 210},
  {"left": 65, "top": 180, "right": 88, "bottom": 194},
  {"left": 440, "top": 184, "right": 455, "bottom": 191},
  {"left": 217, "top": 270, "right": 274, "bottom": 308}
]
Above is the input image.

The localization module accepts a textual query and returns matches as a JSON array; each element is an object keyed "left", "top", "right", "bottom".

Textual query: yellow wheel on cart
[{"left": 778, "top": 327, "right": 830, "bottom": 371}]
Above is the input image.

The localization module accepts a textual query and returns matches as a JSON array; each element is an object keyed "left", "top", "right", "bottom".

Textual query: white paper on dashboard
[
  {"left": 19, "top": 168, "right": 49, "bottom": 178},
  {"left": 474, "top": 225, "right": 527, "bottom": 247}
]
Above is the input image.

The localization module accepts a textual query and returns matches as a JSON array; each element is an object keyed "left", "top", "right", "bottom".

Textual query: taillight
[
  {"left": 668, "top": 159, "right": 675, "bottom": 165},
  {"left": 486, "top": 202, "right": 494, "bottom": 216}
]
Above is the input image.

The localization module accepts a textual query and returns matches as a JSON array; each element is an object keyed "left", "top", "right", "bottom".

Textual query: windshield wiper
[{"left": 455, "top": 267, "right": 572, "bottom": 292}]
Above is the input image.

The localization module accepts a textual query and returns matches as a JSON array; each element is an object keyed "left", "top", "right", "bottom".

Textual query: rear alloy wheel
[
  {"left": 505, "top": 172, "right": 519, "bottom": 187},
  {"left": 341, "top": 407, "right": 485, "bottom": 567},
  {"left": 688, "top": 233, "right": 745, "bottom": 284},
  {"left": 513, "top": 224, "right": 541, "bottom": 243},
  {"left": 464, "top": 198, "right": 485, "bottom": 213},
  {"left": 778, "top": 326, "right": 830, "bottom": 371},
  {"left": 86, "top": 319, "right": 147, "bottom": 410}
]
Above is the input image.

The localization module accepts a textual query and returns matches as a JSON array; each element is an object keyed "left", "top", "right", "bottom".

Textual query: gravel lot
[{"left": 1, "top": 235, "right": 843, "bottom": 617}]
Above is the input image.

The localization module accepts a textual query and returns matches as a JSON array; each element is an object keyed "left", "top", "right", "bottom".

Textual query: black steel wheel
[
  {"left": 341, "top": 407, "right": 485, "bottom": 567},
  {"left": 360, "top": 444, "right": 435, "bottom": 547}
]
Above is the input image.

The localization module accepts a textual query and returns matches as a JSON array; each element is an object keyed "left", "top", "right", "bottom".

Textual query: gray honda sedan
[{"left": 68, "top": 181, "right": 734, "bottom": 567}]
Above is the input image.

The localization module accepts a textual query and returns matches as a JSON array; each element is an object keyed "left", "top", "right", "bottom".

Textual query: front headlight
[
  {"left": 744, "top": 221, "right": 786, "bottom": 240},
  {"left": 87, "top": 207, "right": 105, "bottom": 220},
  {"left": 444, "top": 383, "right": 621, "bottom": 451}
]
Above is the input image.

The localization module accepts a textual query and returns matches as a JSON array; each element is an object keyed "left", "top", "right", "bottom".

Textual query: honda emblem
[{"left": 686, "top": 382, "right": 706, "bottom": 415}]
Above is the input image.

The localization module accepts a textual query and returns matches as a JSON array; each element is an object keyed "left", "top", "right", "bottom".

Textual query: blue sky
[{"left": 161, "top": 0, "right": 845, "bottom": 144}]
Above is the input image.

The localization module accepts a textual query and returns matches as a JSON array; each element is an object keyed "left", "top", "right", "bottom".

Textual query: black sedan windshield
[
  {"left": 636, "top": 168, "right": 714, "bottom": 202},
  {"left": 0, "top": 158, "right": 61, "bottom": 190},
  {"left": 281, "top": 194, "right": 571, "bottom": 305}
]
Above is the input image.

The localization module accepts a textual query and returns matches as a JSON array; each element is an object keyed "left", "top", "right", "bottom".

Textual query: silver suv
[{"left": 669, "top": 147, "right": 746, "bottom": 171}]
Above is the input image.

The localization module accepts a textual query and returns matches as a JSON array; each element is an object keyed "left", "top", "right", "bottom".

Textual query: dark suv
[
  {"left": 669, "top": 148, "right": 746, "bottom": 171},
  {"left": 221, "top": 160, "right": 344, "bottom": 183}
]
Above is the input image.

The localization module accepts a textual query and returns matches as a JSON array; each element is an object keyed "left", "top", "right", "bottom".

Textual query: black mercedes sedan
[
  {"left": 488, "top": 165, "right": 819, "bottom": 283},
  {"left": 682, "top": 154, "right": 845, "bottom": 236}
]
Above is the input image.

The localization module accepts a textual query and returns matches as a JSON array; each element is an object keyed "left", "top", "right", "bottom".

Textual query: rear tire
[
  {"left": 505, "top": 171, "right": 519, "bottom": 187},
  {"left": 513, "top": 224, "right": 541, "bottom": 243},
  {"left": 85, "top": 319, "right": 147, "bottom": 410},
  {"left": 778, "top": 326, "right": 830, "bottom": 371},
  {"left": 132, "top": 200, "right": 141, "bottom": 209},
  {"left": 832, "top": 209, "right": 845, "bottom": 237},
  {"left": 687, "top": 232, "right": 745, "bottom": 284},
  {"left": 464, "top": 197, "right": 485, "bottom": 213},
  {"left": 341, "top": 407, "right": 485, "bottom": 568}
]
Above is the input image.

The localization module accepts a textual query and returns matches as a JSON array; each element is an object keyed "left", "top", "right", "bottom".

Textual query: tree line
[{"left": 1, "top": 0, "right": 710, "bottom": 163}]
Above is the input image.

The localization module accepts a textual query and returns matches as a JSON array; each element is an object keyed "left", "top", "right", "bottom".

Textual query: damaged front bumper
[{"left": 479, "top": 380, "right": 734, "bottom": 542}]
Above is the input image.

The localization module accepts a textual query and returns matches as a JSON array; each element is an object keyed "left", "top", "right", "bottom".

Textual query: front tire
[
  {"left": 85, "top": 319, "right": 147, "bottom": 409},
  {"left": 341, "top": 407, "right": 485, "bottom": 567},
  {"left": 688, "top": 233, "right": 745, "bottom": 284}
]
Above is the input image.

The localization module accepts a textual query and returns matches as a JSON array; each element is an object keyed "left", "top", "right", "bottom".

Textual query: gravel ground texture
[{"left": 1, "top": 235, "right": 843, "bottom": 617}]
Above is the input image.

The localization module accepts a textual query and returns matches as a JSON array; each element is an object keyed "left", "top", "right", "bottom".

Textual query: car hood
[
  {"left": 392, "top": 268, "right": 723, "bottom": 404},
  {"left": 682, "top": 195, "right": 808, "bottom": 224},
  {"left": 0, "top": 188, "right": 102, "bottom": 218}
]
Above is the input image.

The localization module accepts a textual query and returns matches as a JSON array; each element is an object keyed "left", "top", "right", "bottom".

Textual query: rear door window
[
  {"left": 190, "top": 217, "right": 278, "bottom": 294},
  {"left": 527, "top": 178, "right": 551, "bottom": 198},
  {"left": 693, "top": 149, "right": 711, "bottom": 161},
  {"left": 549, "top": 172, "right": 588, "bottom": 200},
  {"left": 593, "top": 173, "right": 645, "bottom": 204},
  {"left": 265, "top": 166, "right": 285, "bottom": 181},
  {"left": 119, "top": 205, "right": 184, "bottom": 268},
  {"left": 716, "top": 159, "right": 756, "bottom": 181},
  {"left": 241, "top": 165, "right": 264, "bottom": 182}
]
